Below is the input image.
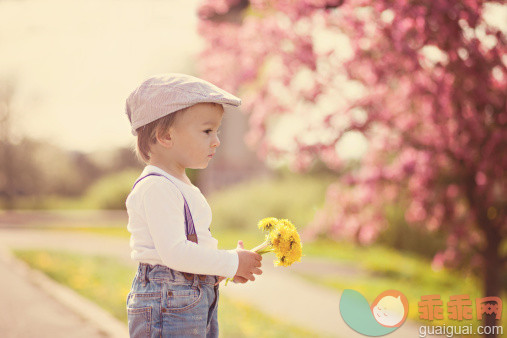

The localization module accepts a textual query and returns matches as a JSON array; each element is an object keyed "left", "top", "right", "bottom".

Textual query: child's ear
[{"left": 155, "top": 128, "right": 173, "bottom": 148}]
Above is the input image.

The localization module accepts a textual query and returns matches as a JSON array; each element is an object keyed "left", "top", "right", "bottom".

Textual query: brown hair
[{"left": 135, "top": 109, "right": 185, "bottom": 163}]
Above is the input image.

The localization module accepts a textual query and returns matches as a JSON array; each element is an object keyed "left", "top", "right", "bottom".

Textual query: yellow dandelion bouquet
[
  {"left": 253, "top": 217, "right": 303, "bottom": 267},
  {"left": 225, "top": 217, "right": 303, "bottom": 285}
]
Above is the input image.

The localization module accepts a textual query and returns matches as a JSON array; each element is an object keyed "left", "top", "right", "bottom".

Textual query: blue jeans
[{"left": 127, "top": 263, "right": 219, "bottom": 337}]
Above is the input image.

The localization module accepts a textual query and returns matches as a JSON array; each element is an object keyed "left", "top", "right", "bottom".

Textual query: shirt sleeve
[{"left": 140, "top": 179, "right": 239, "bottom": 278}]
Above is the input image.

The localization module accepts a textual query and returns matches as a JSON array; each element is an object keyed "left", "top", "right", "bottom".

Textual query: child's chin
[{"left": 189, "top": 163, "right": 209, "bottom": 170}]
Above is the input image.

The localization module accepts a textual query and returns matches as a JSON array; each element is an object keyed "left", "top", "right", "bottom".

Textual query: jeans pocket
[
  {"left": 127, "top": 306, "right": 152, "bottom": 337},
  {"left": 164, "top": 285, "right": 202, "bottom": 313},
  {"left": 127, "top": 290, "right": 161, "bottom": 337}
]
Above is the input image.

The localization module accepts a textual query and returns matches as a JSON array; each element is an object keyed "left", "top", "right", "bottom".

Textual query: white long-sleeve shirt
[{"left": 126, "top": 165, "right": 239, "bottom": 278}]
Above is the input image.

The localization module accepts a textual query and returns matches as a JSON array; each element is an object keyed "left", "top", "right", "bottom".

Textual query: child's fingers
[
  {"left": 245, "top": 274, "right": 256, "bottom": 281},
  {"left": 252, "top": 267, "right": 263, "bottom": 275},
  {"left": 234, "top": 276, "right": 248, "bottom": 284},
  {"left": 237, "top": 240, "right": 244, "bottom": 249}
]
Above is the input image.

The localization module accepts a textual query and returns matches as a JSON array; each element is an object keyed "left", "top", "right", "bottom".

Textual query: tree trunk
[
  {"left": 0, "top": 81, "right": 16, "bottom": 210},
  {"left": 481, "top": 223, "right": 502, "bottom": 338},
  {"left": 464, "top": 172, "right": 503, "bottom": 338},
  {"left": 2, "top": 143, "right": 15, "bottom": 210}
]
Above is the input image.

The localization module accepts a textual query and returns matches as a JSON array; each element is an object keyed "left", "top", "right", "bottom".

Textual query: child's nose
[{"left": 211, "top": 134, "right": 220, "bottom": 148}]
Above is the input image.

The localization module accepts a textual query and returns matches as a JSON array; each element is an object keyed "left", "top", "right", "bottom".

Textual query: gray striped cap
[{"left": 125, "top": 73, "right": 241, "bottom": 135}]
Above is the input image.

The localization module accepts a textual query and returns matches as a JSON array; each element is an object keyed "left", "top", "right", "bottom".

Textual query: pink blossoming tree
[{"left": 197, "top": 0, "right": 506, "bottom": 326}]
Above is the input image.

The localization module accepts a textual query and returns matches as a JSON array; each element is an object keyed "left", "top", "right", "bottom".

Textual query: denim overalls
[{"left": 127, "top": 173, "right": 220, "bottom": 337}]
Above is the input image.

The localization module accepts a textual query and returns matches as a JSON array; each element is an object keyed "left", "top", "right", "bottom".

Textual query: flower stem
[{"left": 251, "top": 240, "right": 272, "bottom": 253}]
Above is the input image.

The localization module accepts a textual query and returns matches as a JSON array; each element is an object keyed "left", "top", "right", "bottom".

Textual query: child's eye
[{"left": 204, "top": 129, "right": 221, "bottom": 135}]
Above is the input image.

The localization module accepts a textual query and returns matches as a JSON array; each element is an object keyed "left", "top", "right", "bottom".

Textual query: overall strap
[{"left": 132, "top": 173, "right": 198, "bottom": 244}]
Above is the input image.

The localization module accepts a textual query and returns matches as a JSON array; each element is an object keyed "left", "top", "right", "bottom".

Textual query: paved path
[
  {"left": 0, "top": 249, "right": 107, "bottom": 338},
  {"left": 0, "top": 229, "right": 131, "bottom": 338},
  {"left": 0, "top": 228, "right": 430, "bottom": 337},
  {"left": 0, "top": 228, "right": 133, "bottom": 266}
]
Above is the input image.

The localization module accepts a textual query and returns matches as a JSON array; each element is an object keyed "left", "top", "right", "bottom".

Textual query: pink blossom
[{"left": 197, "top": 0, "right": 506, "bottom": 286}]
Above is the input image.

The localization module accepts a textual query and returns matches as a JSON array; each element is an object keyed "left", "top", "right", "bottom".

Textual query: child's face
[{"left": 167, "top": 103, "right": 224, "bottom": 169}]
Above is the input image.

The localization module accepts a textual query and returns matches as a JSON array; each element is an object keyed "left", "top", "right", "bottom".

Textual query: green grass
[
  {"left": 208, "top": 173, "right": 335, "bottom": 230},
  {"left": 13, "top": 249, "right": 318, "bottom": 337},
  {"left": 14, "top": 249, "right": 134, "bottom": 322},
  {"left": 214, "top": 228, "right": 267, "bottom": 250},
  {"left": 10, "top": 195, "right": 100, "bottom": 210},
  {"left": 218, "top": 293, "right": 319, "bottom": 337},
  {"left": 83, "top": 169, "right": 140, "bottom": 209}
]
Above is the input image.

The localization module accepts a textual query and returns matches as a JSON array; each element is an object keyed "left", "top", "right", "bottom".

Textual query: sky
[
  {"left": 0, "top": 0, "right": 203, "bottom": 152},
  {"left": 1, "top": 0, "right": 505, "bottom": 154}
]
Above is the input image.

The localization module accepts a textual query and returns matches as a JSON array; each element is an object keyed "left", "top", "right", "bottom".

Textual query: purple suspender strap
[{"left": 132, "top": 173, "right": 198, "bottom": 244}]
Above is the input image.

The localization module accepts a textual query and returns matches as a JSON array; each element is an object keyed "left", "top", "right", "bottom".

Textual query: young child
[{"left": 124, "top": 73, "right": 263, "bottom": 337}]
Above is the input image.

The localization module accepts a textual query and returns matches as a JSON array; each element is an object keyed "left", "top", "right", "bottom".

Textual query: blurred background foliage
[
  {"left": 0, "top": 135, "right": 448, "bottom": 261},
  {"left": 0, "top": 136, "right": 142, "bottom": 209},
  {"left": 208, "top": 170, "right": 334, "bottom": 230}
]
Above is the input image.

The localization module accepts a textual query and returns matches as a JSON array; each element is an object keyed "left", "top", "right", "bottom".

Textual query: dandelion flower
[
  {"left": 254, "top": 218, "right": 302, "bottom": 266},
  {"left": 257, "top": 217, "right": 279, "bottom": 232},
  {"left": 269, "top": 219, "right": 302, "bottom": 266}
]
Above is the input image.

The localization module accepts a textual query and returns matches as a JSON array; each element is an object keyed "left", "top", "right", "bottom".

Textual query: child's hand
[{"left": 235, "top": 240, "right": 263, "bottom": 281}]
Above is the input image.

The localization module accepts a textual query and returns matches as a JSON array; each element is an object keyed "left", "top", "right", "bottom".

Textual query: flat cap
[{"left": 125, "top": 73, "right": 241, "bottom": 135}]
